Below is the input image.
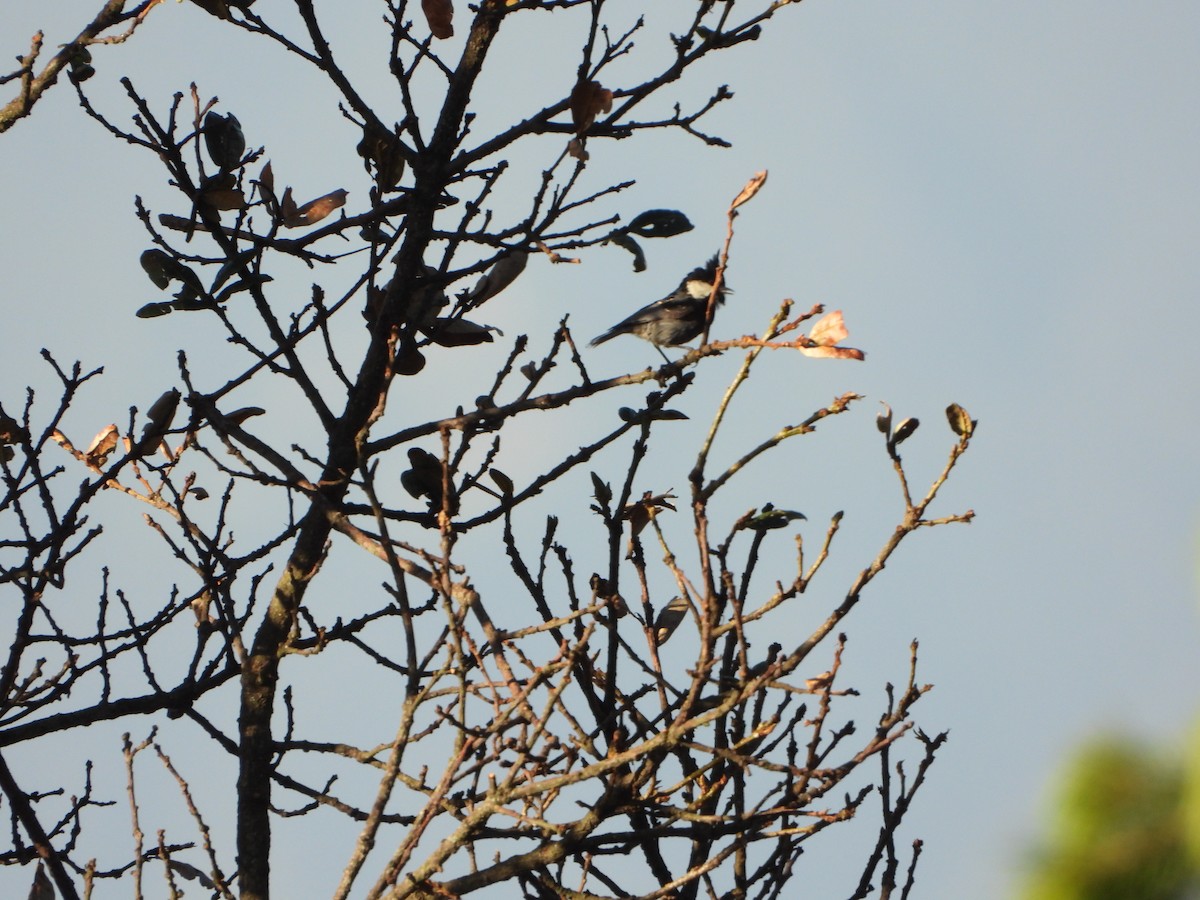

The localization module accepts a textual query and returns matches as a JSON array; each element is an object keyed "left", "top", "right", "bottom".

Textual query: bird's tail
[{"left": 589, "top": 329, "right": 619, "bottom": 347}]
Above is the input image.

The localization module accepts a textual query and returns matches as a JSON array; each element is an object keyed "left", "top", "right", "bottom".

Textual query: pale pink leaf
[
  {"left": 806, "top": 310, "right": 849, "bottom": 346},
  {"left": 798, "top": 344, "right": 865, "bottom": 360}
]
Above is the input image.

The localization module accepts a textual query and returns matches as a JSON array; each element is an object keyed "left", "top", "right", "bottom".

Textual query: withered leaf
[
  {"left": 467, "top": 251, "right": 529, "bottom": 304},
  {"left": 202, "top": 187, "right": 246, "bottom": 212},
  {"left": 422, "top": 318, "right": 499, "bottom": 347},
  {"left": 566, "top": 137, "right": 588, "bottom": 161},
  {"left": 622, "top": 491, "right": 677, "bottom": 536},
  {"left": 257, "top": 161, "right": 277, "bottom": 214},
  {"left": 27, "top": 862, "right": 53, "bottom": 900},
  {"left": 891, "top": 417, "right": 919, "bottom": 446},
  {"left": 626, "top": 209, "right": 694, "bottom": 239},
  {"left": 164, "top": 859, "right": 216, "bottom": 889},
  {"left": 570, "top": 79, "right": 613, "bottom": 136},
  {"left": 357, "top": 123, "right": 406, "bottom": 190},
  {"left": 590, "top": 472, "right": 612, "bottom": 509},
  {"left": 189, "top": 0, "right": 232, "bottom": 19},
  {"left": 141, "top": 249, "right": 203, "bottom": 293},
  {"left": 394, "top": 342, "right": 426, "bottom": 376},
  {"left": 653, "top": 596, "right": 690, "bottom": 645},
  {"left": 137, "top": 388, "right": 181, "bottom": 455},
  {"left": 607, "top": 231, "right": 646, "bottom": 271},
  {"left": 946, "top": 403, "right": 975, "bottom": 437},
  {"left": 68, "top": 61, "right": 94, "bottom": 85},
  {"left": 281, "top": 187, "right": 348, "bottom": 228},
  {"left": 422, "top": 0, "right": 454, "bottom": 38},
  {"left": 798, "top": 310, "right": 865, "bottom": 361},
  {"left": 203, "top": 111, "right": 245, "bottom": 171},
  {"left": 489, "top": 468, "right": 514, "bottom": 496},
  {"left": 85, "top": 424, "right": 119, "bottom": 466},
  {"left": 876, "top": 402, "right": 893, "bottom": 435},
  {"left": 730, "top": 170, "right": 768, "bottom": 211},
  {"left": 224, "top": 406, "right": 266, "bottom": 425}
]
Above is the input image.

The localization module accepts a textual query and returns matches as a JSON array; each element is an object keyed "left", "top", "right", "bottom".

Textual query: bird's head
[{"left": 683, "top": 254, "right": 731, "bottom": 303}]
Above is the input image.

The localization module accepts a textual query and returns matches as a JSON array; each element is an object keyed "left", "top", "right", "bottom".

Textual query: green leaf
[{"left": 746, "top": 504, "right": 806, "bottom": 531}]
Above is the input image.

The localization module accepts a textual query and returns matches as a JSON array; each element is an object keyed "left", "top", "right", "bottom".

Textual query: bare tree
[
  {"left": 0, "top": 2, "right": 977, "bottom": 898},
  {"left": 0, "top": 0, "right": 163, "bottom": 134}
]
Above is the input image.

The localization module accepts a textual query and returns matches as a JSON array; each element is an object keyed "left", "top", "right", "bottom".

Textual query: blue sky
[{"left": 2, "top": 2, "right": 1198, "bottom": 897}]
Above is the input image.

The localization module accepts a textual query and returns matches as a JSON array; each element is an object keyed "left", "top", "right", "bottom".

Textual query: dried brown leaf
[
  {"left": 225, "top": 406, "right": 266, "bottom": 425},
  {"left": 467, "top": 251, "right": 529, "bottom": 304},
  {"left": 422, "top": 0, "right": 454, "bottom": 38},
  {"left": 653, "top": 596, "right": 690, "bottom": 645},
  {"left": 622, "top": 491, "right": 677, "bottom": 536},
  {"left": 283, "top": 188, "right": 348, "bottom": 227},
  {"left": 423, "top": 318, "right": 500, "bottom": 347},
  {"left": 202, "top": 187, "right": 246, "bottom": 211},
  {"left": 946, "top": 402, "right": 975, "bottom": 437},
  {"left": 137, "top": 388, "right": 181, "bottom": 454},
  {"left": 570, "top": 79, "right": 613, "bottom": 136},
  {"left": 566, "top": 138, "right": 588, "bottom": 161},
  {"left": 27, "top": 862, "right": 53, "bottom": 900},
  {"left": 730, "top": 170, "right": 768, "bottom": 210},
  {"left": 85, "top": 424, "right": 119, "bottom": 466}
]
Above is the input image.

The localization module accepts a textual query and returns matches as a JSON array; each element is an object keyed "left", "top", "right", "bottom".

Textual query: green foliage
[{"left": 1020, "top": 735, "right": 1200, "bottom": 900}]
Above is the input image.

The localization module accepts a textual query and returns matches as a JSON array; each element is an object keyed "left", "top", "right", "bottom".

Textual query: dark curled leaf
[
  {"left": 140, "top": 249, "right": 204, "bottom": 294},
  {"left": 204, "top": 111, "right": 246, "bottom": 171},
  {"left": 211, "top": 249, "right": 258, "bottom": 292},
  {"left": 876, "top": 402, "right": 892, "bottom": 435},
  {"left": 422, "top": 318, "right": 499, "bottom": 347},
  {"left": 604, "top": 231, "right": 646, "bottom": 272},
  {"left": 27, "top": 862, "right": 53, "bottom": 900},
  {"left": 626, "top": 209, "right": 693, "bottom": 239},
  {"left": 892, "top": 417, "right": 919, "bottom": 446},
  {"left": 590, "top": 472, "right": 612, "bottom": 508},
  {"left": 137, "top": 388, "right": 181, "bottom": 454},
  {"left": 653, "top": 596, "right": 690, "bottom": 645},
  {"left": 165, "top": 859, "right": 216, "bottom": 889},
  {"left": 489, "top": 469, "right": 514, "bottom": 495},
  {"left": 215, "top": 275, "right": 272, "bottom": 304},
  {"left": 136, "top": 302, "right": 175, "bottom": 319},
  {"left": 140, "top": 249, "right": 177, "bottom": 289}
]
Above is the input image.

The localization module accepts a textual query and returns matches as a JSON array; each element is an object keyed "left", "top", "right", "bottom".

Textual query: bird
[{"left": 590, "top": 254, "right": 728, "bottom": 353}]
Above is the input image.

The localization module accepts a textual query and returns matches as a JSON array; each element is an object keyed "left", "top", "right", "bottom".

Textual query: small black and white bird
[{"left": 590, "top": 254, "right": 728, "bottom": 351}]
